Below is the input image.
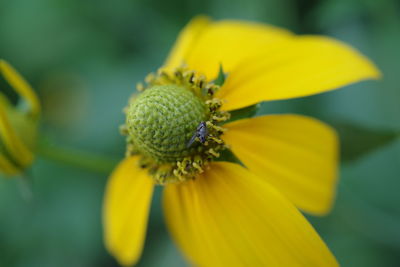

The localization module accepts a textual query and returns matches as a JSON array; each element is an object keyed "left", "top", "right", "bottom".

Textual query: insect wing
[{"left": 187, "top": 132, "right": 198, "bottom": 148}]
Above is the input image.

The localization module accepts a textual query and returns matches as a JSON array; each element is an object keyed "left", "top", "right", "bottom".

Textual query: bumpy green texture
[{"left": 126, "top": 85, "right": 206, "bottom": 162}]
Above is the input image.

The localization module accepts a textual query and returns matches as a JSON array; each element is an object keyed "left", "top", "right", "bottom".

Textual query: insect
[{"left": 187, "top": 122, "right": 208, "bottom": 148}]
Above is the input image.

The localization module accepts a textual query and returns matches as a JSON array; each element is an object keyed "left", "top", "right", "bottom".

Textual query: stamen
[{"left": 136, "top": 83, "right": 145, "bottom": 92}]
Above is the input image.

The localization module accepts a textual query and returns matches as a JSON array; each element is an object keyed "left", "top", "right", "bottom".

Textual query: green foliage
[
  {"left": 225, "top": 104, "right": 260, "bottom": 124},
  {"left": 333, "top": 121, "right": 399, "bottom": 162},
  {"left": 214, "top": 64, "right": 226, "bottom": 86}
]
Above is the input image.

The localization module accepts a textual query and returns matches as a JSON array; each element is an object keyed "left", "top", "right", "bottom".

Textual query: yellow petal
[
  {"left": 165, "top": 19, "right": 293, "bottom": 79},
  {"left": 0, "top": 59, "right": 40, "bottom": 117},
  {"left": 217, "top": 36, "right": 381, "bottom": 111},
  {"left": 163, "top": 162, "right": 338, "bottom": 267},
  {"left": 0, "top": 153, "right": 19, "bottom": 176},
  {"left": 103, "top": 156, "right": 154, "bottom": 266},
  {"left": 0, "top": 100, "right": 34, "bottom": 168},
  {"left": 223, "top": 115, "right": 338, "bottom": 215},
  {"left": 163, "top": 16, "right": 211, "bottom": 71}
]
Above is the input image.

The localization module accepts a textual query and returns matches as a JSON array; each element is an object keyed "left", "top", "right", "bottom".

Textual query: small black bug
[{"left": 187, "top": 122, "right": 208, "bottom": 148}]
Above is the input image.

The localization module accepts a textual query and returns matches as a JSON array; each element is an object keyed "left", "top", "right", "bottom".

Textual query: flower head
[
  {"left": 103, "top": 16, "right": 380, "bottom": 266},
  {"left": 0, "top": 60, "right": 40, "bottom": 176}
]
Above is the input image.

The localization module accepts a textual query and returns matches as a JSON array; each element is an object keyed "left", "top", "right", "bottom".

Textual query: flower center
[
  {"left": 126, "top": 84, "right": 206, "bottom": 162},
  {"left": 122, "top": 66, "right": 230, "bottom": 184}
]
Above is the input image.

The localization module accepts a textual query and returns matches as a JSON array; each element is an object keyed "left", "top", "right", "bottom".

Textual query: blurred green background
[{"left": 1, "top": 0, "right": 399, "bottom": 266}]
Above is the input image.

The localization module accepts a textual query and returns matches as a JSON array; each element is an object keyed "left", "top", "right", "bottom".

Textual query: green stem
[{"left": 36, "top": 137, "right": 119, "bottom": 174}]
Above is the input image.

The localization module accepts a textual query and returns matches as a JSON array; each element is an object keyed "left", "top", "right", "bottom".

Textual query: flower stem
[{"left": 36, "top": 137, "right": 119, "bottom": 174}]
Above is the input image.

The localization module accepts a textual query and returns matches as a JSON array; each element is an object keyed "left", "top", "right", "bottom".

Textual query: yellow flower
[
  {"left": 103, "top": 16, "right": 380, "bottom": 266},
  {"left": 0, "top": 59, "right": 40, "bottom": 176}
]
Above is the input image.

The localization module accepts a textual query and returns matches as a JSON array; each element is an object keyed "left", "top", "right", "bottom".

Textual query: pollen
[{"left": 122, "top": 66, "right": 230, "bottom": 184}]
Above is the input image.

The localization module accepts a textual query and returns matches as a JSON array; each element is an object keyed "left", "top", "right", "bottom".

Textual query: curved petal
[
  {"left": 222, "top": 114, "right": 338, "bottom": 215},
  {"left": 163, "top": 162, "right": 338, "bottom": 267},
  {"left": 0, "top": 100, "right": 34, "bottom": 168},
  {"left": 0, "top": 59, "right": 40, "bottom": 117},
  {"left": 103, "top": 156, "right": 154, "bottom": 266},
  {"left": 217, "top": 36, "right": 381, "bottom": 111},
  {"left": 164, "top": 18, "right": 293, "bottom": 79},
  {"left": 163, "top": 16, "right": 211, "bottom": 71},
  {"left": 0, "top": 154, "right": 19, "bottom": 176}
]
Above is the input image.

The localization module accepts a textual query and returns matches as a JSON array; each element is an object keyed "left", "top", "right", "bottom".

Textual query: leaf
[
  {"left": 224, "top": 103, "right": 260, "bottom": 124},
  {"left": 331, "top": 121, "right": 399, "bottom": 162},
  {"left": 217, "top": 148, "right": 242, "bottom": 165},
  {"left": 213, "top": 64, "right": 226, "bottom": 86}
]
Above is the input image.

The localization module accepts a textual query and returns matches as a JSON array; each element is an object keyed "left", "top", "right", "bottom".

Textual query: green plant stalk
[{"left": 36, "top": 137, "right": 119, "bottom": 174}]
